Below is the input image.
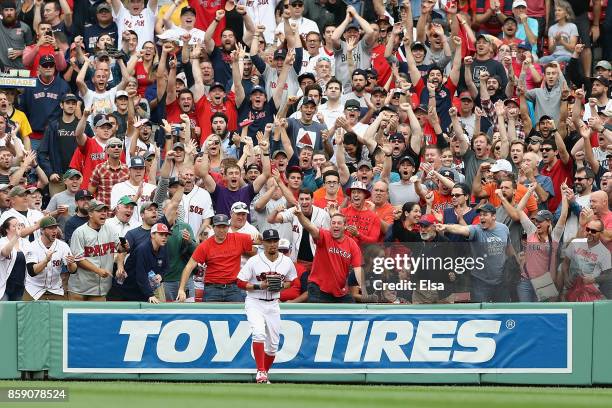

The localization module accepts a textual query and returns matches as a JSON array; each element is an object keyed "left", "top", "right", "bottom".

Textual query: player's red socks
[
  {"left": 252, "top": 342, "right": 265, "bottom": 372},
  {"left": 264, "top": 353, "right": 275, "bottom": 372}
]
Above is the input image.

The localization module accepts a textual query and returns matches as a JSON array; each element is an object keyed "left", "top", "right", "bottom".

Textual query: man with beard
[
  {"left": 45, "top": 169, "right": 82, "bottom": 232},
  {"left": 341, "top": 69, "right": 370, "bottom": 108},
  {"left": 0, "top": 186, "right": 44, "bottom": 242},
  {"left": 331, "top": 6, "right": 376, "bottom": 92},
  {"left": 478, "top": 71, "right": 507, "bottom": 105},
  {"left": 340, "top": 181, "right": 381, "bottom": 244},
  {"left": 317, "top": 78, "right": 344, "bottom": 129},
  {"left": 473, "top": 159, "right": 538, "bottom": 214},
  {"left": 195, "top": 79, "right": 238, "bottom": 144},
  {"left": 583, "top": 76, "right": 610, "bottom": 121},
  {"left": 518, "top": 151, "right": 554, "bottom": 210},
  {"left": 179, "top": 165, "right": 214, "bottom": 238},
  {"left": 436, "top": 203, "right": 513, "bottom": 303},
  {"left": 106, "top": 196, "right": 139, "bottom": 238},
  {"left": 405, "top": 35, "right": 462, "bottom": 130},
  {"left": 89, "top": 137, "right": 129, "bottom": 207},
  {"left": 203, "top": 10, "right": 240, "bottom": 89},
  {"left": 77, "top": 58, "right": 131, "bottom": 123},
  {"left": 208, "top": 112, "right": 239, "bottom": 159},
  {"left": 111, "top": 0, "right": 157, "bottom": 50},
  {"left": 110, "top": 156, "right": 157, "bottom": 225},
  {"left": 23, "top": 216, "right": 76, "bottom": 301},
  {"left": 525, "top": 62, "right": 566, "bottom": 124},
  {"left": 68, "top": 200, "right": 127, "bottom": 301},
  {"left": 0, "top": 0, "right": 33, "bottom": 69},
  {"left": 540, "top": 135, "right": 573, "bottom": 212},
  {"left": 500, "top": 16, "right": 522, "bottom": 48},
  {"left": 64, "top": 189, "right": 93, "bottom": 244},
  {"left": 21, "top": 55, "right": 70, "bottom": 151},
  {"left": 286, "top": 98, "right": 328, "bottom": 153},
  {"left": 387, "top": 156, "right": 427, "bottom": 206},
  {"left": 126, "top": 119, "right": 155, "bottom": 163}
]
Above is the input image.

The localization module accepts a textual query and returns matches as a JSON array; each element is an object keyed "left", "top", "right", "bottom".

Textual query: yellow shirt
[
  {"left": 158, "top": 0, "right": 189, "bottom": 26},
  {"left": 9, "top": 108, "right": 32, "bottom": 139}
]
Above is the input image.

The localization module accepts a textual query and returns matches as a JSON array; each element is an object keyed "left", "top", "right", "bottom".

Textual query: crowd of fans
[{"left": 0, "top": 0, "right": 610, "bottom": 304}]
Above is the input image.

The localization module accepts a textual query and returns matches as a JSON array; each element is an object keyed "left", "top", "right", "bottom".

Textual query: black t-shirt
[
  {"left": 389, "top": 220, "right": 423, "bottom": 242},
  {"left": 6, "top": 251, "right": 25, "bottom": 298},
  {"left": 57, "top": 118, "right": 81, "bottom": 173},
  {"left": 297, "top": 228, "right": 314, "bottom": 263}
]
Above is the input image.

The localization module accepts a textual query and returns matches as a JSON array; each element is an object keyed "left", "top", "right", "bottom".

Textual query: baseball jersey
[
  {"left": 309, "top": 229, "right": 362, "bottom": 298},
  {"left": 0, "top": 208, "right": 44, "bottom": 241},
  {"left": 22, "top": 75, "right": 70, "bottom": 133},
  {"left": 69, "top": 137, "right": 107, "bottom": 189},
  {"left": 180, "top": 186, "right": 215, "bottom": 236},
  {"left": 69, "top": 222, "right": 121, "bottom": 296},
  {"left": 110, "top": 181, "right": 156, "bottom": 224},
  {"left": 279, "top": 206, "right": 330, "bottom": 262},
  {"left": 24, "top": 238, "right": 72, "bottom": 300},
  {"left": 238, "top": 252, "right": 297, "bottom": 301},
  {"left": 115, "top": 3, "right": 156, "bottom": 50}
]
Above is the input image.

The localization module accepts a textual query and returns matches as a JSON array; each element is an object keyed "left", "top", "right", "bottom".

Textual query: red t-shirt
[
  {"left": 540, "top": 158, "right": 574, "bottom": 212},
  {"left": 371, "top": 44, "right": 392, "bottom": 88},
  {"left": 341, "top": 206, "right": 381, "bottom": 244},
  {"left": 189, "top": 0, "right": 225, "bottom": 46},
  {"left": 69, "top": 138, "right": 106, "bottom": 189},
  {"left": 279, "top": 262, "right": 307, "bottom": 302},
  {"left": 166, "top": 100, "right": 199, "bottom": 127},
  {"left": 308, "top": 229, "right": 362, "bottom": 298},
  {"left": 196, "top": 93, "right": 238, "bottom": 145},
  {"left": 191, "top": 233, "right": 253, "bottom": 284}
]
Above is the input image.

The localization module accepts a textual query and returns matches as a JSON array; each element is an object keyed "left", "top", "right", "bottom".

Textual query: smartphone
[{"left": 119, "top": 237, "right": 127, "bottom": 247}]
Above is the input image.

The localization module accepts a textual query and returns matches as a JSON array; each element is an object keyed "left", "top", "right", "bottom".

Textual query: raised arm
[
  {"left": 449, "top": 36, "right": 463, "bottom": 88},
  {"left": 205, "top": 9, "right": 225, "bottom": 55},
  {"left": 75, "top": 58, "right": 90, "bottom": 97},
  {"left": 294, "top": 205, "right": 320, "bottom": 241},
  {"left": 252, "top": 132, "right": 271, "bottom": 193},
  {"left": 231, "top": 48, "right": 245, "bottom": 107},
  {"left": 74, "top": 108, "right": 90, "bottom": 147},
  {"left": 333, "top": 128, "right": 351, "bottom": 185},
  {"left": 273, "top": 49, "right": 295, "bottom": 110}
]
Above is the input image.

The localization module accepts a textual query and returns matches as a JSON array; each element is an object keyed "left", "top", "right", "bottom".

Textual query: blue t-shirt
[{"left": 237, "top": 100, "right": 277, "bottom": 143}]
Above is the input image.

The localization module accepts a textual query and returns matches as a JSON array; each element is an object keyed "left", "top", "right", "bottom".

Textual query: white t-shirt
[
  {"left": 0, "top": 208, "right": 44, "bottom": 241},
  {"left": 0, "top": 135, "right": 25, "bottom": 152},
  {"left": 106, "top": 216, "right": 141, "bottom": 238},
  {"left": 124, "top": 137, "right": 156, "bottom": 165},
  {"left": 84, "top": 87, "right": 118, "bottom": 122},
  {"left": 237, "top": 252, "right": 297, "bottom": 301},
  {"left": 162, "top": 25, "right": 206, "bottom": 46},
  {"left": 246, "top": 0, "right": 279, "bottom": 44},
  {"left": 180, "top": 186, "right": 214, "bottom": 236},
  {"left": 230, "top": 221, "right": 260, "bottom": 269},
  {"left": 115, "top": 3, "right": 156, "bottom": 50},
  {"left": 24, "top": 238, "right": 72, "bottom": 300},
  {"left": 274, "top": 16, "right": 319, "bottom": 39},
  {"left": 317, "top": 101, "right": 344, "bottom": 129},
  {"left": 110, "top": 181, "right": 156, "bottom": 224}
]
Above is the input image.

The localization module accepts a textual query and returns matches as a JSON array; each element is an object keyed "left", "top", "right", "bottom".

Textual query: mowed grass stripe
[{"left": 1, "top": 381, "right": 611, "bottom": 408}]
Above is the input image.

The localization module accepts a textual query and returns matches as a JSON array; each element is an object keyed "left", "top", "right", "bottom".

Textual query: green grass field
[{"left": 1, "top": 381, "right": 611, "bottom": 408}]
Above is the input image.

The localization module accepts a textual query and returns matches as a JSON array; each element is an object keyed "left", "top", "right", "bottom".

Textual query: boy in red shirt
[{"left": 340, "top": 181, "right": 381, "bottom": 244}]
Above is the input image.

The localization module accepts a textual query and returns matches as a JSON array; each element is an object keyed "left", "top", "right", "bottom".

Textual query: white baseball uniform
[
  {"left": 237, "top": 252, "right": 297, "bottom": 355},
  {"left": 25, "top": 238, "right": 73, "bottom": 300}
]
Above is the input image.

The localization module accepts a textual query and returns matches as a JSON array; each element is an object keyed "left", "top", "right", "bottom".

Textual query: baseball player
[{"left": 237, "top": 229, "right": 297, "bottom": 384}]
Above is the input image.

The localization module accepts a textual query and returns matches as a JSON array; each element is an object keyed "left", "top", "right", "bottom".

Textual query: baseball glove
[{"left": 266, "top": 275, "right": 283, "bottom": 292}]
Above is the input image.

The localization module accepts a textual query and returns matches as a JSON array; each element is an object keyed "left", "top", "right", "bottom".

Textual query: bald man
[{"left": 588, "top": 191, "right": 612, "bottom": 249}]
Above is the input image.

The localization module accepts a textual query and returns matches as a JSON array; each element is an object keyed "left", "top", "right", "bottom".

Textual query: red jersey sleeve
[
  {"left": 238, "top": 233, "right": 253, "bottom": 253},
  {"left": 415, "top": 77, "right": 425, "bottom": 100},
  {"left": 349, "top": 239, "right": 362, "bottom": 268}
]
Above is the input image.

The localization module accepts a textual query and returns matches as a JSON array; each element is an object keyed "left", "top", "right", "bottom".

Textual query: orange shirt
[
  {"left": 313, "top": 186, "right": 344, "bottom": 209},
  {"left": 483, "top": 183, "right": 538, "bottom": 214},
  {"left": 431, "top": 191, "right": 453, "bottom": 214}
]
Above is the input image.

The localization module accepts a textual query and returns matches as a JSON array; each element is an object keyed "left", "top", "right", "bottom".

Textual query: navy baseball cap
[
  {"left": 75, "top": 189, "right": 93, "bottom": 200},
  {"left": 273, "top": 49, "right": 287, "bottom": 60},
  {"left": 129, "top": 156, "right": 146, "bottom": 169},
  {"left": 298, "top": 72, "right": 316, "bottom": 83},
  {"left": 62, "top": 93, "right": 78, "bottom": 102},
  {"left": 212, "top": 214, "right": 230, "bottom": 226},
  {"left": 180, "top": 6, "right": 196, "bottom": 16},
  {"left": 210, "top": 82, "right": 226, "bottom": 92},
  {"left": 262, "top": 229, "right": 280, "bottom": 241},
  {"left": 250, "top": 85, "right": 266, "bottom": 96},
  {"left": 39, "top": 54, "right": 55, "bottom": 66},
  {"left": 302, "top": 98, "right": 317, "bottom": 106}
]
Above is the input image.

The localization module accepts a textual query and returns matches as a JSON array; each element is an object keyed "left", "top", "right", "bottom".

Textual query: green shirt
[{"left": 164, "top": 221, "right": 197, "bottom": 282}]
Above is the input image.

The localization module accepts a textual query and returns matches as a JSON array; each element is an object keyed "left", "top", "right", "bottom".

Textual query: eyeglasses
[
  {"left": 540, "top": 147, "right": 553, "bottom": 152},
  {"left": 108, "top": 144, "right": 122, "bottom": 149},
  {"left": 574, "top": 177, "right": 590, "bottom": 182},
  {"left": 586, "top": 227, "right": 603, "bottom": 233},
  {"left": 450, "top": 193, "right": 465, "bottom": 198}
]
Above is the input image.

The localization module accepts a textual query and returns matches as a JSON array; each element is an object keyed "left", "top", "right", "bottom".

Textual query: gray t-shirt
[
  {"left": 495, "top": 206, "right": 523, "bottom": 253},
  {"left": 69, "top": 222, "right": 121, "bottom": 296},
  {"left": 334, "top": 39, "right": 373, "bottom": 92},
  {"left": 46, "top": 190, "right": 76, "bottom": 233},
  {"left": 547, "top": 23, "right": 578, "bottom": 57},
  {"left": 462, "top": 149, "right": 489, "bottom": 190},
  {"left": 0, "top": 22, "right": 33, "bottom": 69},
  {"left": 468, "top": 222, "right": 510, "bottom": 284},
  {"left": 389, "top": 181, "right": 419, "bottom": 206}
]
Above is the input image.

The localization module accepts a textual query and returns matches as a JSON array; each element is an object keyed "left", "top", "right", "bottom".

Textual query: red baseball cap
[
  {"left": 418, "top": 214, "right": 438, "bottom": 226},
  {"left": 150, "top": 223, "right": 171, "bottom": 235}
]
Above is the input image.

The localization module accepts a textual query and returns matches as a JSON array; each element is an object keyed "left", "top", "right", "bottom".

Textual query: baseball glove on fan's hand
[{"left": 266, "top": 275, "right": 283, "bottom": 292}]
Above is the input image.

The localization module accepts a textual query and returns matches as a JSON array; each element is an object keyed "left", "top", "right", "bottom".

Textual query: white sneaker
[{"left": 255, "top": 370, "right": 268, "bottom": 383}]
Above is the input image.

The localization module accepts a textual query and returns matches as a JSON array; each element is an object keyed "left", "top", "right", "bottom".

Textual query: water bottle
[
  {"left": 193, "top": 265, "right": 205, "bottom": 303},
  {"left": 148, "top": 271, "right": 160, "bottom": 290}
]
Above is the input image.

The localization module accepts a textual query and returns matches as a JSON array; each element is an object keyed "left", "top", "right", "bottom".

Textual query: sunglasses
[
  {"left": 345, "top": 107, "right": 360, "bottom": 111},
  {"left": 450, "top": 193, "right": 465, "bottom": 198},
  {"left": 574, "top": 177, "right": 590, "bottom": 182},
  {"left": 586, "top": 227, "right": 602, "bottom": 233},
  {"left": 41, "top": 63, "right": 55, "bottom": 68},
  {"left": 540, "top": 147, "right": 553, "bottom": 152},
  {"left": 108, "top": 144, "right": 122, "bottom": 149},
  {"left": 145, "top": 156, "right": 154, "bottom": 162},
  {"left": 210, "top": 140, "right": 220, "bottom": 145},
  {"left": 292, "top": 2, "right": 304, "bottom": 6}
]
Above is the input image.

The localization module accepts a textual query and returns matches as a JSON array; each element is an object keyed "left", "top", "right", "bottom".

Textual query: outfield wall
[{"left": 1, "top": 301, "right": 611, "bottom": 385}]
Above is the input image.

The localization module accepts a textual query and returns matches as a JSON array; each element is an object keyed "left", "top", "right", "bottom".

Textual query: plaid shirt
[
  {"left": 89, "top": 161, "right": 129, "bottom": 206},
  {"left": 481, "top": 98, "right": 526, "bottom": 141}
]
